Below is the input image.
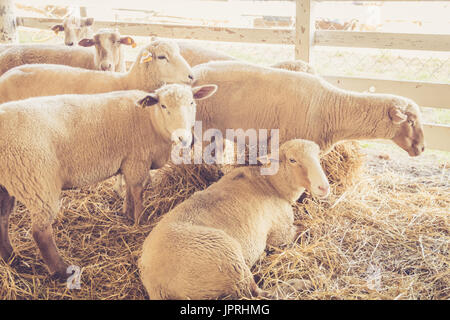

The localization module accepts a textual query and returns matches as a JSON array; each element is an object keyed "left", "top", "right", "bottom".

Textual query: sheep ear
[
  {"left": 256, "top": 153, "right": 280, "bottom": 165},
  {"left": 192, "top": 84, "right": 218, "bottom": 100},
  {"left": 137, "top": 94, "right": 159, "bottom": 108},
  {"left": 81, "top": 17, "right": 94, "bottom": 27},
  {"left": 140, "top": 50, "right": 153, "bottom": 64},
  {"left": 120, "top": 37, "right": 136, "bottom": 48},
  {"left": 78, "top": 38, "right": 95, "bottom": 47},
  {"left": 51, "top": 24, "right": 64, "bottom": 34},
  {"left": 389, "top": 107, "right": 407, "bottom": 124}
]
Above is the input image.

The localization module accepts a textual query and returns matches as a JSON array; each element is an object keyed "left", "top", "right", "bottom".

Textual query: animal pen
[{"left": 0, "top": 0, "right": 449, "bottom": 300}]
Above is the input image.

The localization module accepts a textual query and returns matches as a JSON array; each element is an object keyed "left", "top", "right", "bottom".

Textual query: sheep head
[
  {"left": 79, "top": 29, "right": 136, "bottom": 72},
  {"left": 389, "top": 98, "right": 425, "bottom": 157},
  {"left": 264, "top": 139, "right": 330, "bottom": 200},
  {"left": 131, "top": 39, "right": 194, "bottom": 87},
  {"left": 52, "top": 15, "right": 94, "bottom": 46},
  {"left": 136, "top": 84, "right": 217, "bottom": 147}
]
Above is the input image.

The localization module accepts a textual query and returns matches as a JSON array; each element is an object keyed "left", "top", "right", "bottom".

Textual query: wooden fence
[{"left": 13, "top": 0, "right": 450, "bottom": 152}]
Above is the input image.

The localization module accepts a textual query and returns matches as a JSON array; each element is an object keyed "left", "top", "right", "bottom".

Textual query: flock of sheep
[{"left": 0, "top": 15, "right": 426, "bottom": 299}]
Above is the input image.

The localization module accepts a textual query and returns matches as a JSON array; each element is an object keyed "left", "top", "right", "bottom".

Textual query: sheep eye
[
  {"left": 289, "top": 158, "right": 296, "bottom": 163},
  {"left": 157, "top": 55, "right": 167, "bottom": 60},
  {"left": 161, "top": 105, "right": 167, "bottom": 109}
]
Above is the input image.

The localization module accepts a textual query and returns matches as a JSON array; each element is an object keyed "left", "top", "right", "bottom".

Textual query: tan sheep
[
  {"left": 51, "top": 15, "right": 94, "bottom": 46},
  {"left": 192, "top": 61, "right": 425, "bottom": 157},
  {"left": 176, "top": 40, "right": 236, "bottom": 67},
  {"left": 0, "top": 38, "right": 194, "bottom": 104},
  {"left": 139, "top": 139, "right": 329, "bottom": 299},
  {"left": 0, "top": 30, "right": 136, "bottom": 76},
  {"left": 0, "top": 84, "right": 217, "bottom": 278},
  {"left": 176, "top": 40, "right": 316, "bottom": 74}
]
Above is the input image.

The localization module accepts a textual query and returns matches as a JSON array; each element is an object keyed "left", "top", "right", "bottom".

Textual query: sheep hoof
[
  {"left": 49, "top": 264, "right": 72, "bottom": 282},
  {"left": 0, "top": 243, "right": 14, "bottom": 262}
]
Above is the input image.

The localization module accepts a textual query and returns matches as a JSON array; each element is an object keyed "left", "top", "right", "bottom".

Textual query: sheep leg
[
  {"left": 0, "top": 187, "right": 15, "bottom": 261},
  {"left": 121, "top": 160, "right": 148, "bottom": 224},
  {"left": 32, "top": 224, "right": 69, "bottom": 279},
  {"left": 125, "top": 184, "right": 144, "bottom": 225},
  {"left": 266, "top": 210, "right": 296, "bottom": 247}
]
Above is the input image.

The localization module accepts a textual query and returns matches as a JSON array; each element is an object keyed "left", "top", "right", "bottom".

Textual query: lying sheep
[
  {"left": 139, "top": 139, "right": 330, "bottom": 299},
  {"left": 0, "top": 30, "right": 135, "bottom": 76},
  {"left": 0, "top": 38, "right": 194, "bottom": 104},
  {"left": 192, "top": 61, "right": 425, "bottom": 157},
  {"left": 51, "top": 15, "right": 94, "bottom": 46},
  {"left": 78, "top": 28, "right": 136, "bottom": 72},
  {"left": 0, "top": 83, "right": 218, "bottom": 278}
]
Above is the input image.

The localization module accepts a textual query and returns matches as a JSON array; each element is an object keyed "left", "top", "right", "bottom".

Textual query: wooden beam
[
  {"left": 16, "top": 17, "right": 294, "bottom": 44},
  {"left": 314, "top": 0, "right": 443, "bottom": 2},
  {"left": 295, "top": 0, "right": 314, "bottom": 62},
  {"left": 423, "top": 124, "right": 450, "bottom": 152},
  {"left": 324, "top": 76, "right": 450, "bottom": 109},
  {"left": 315, "top": 30, "right": 450, "bottom": 52},
  {"left": 0, "top": 0, "right": 17, "bottom": 43}
]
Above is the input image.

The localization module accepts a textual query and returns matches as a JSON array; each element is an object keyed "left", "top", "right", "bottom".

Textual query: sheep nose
[
  {"left": 318, "top": 185, "right": 329, "bottom": 195},
  {"left": 66, "top": 42, "right": 74, "bottom": 46},
  {"left": 101, "top": 63, "right": 112, "bottom": 71}
]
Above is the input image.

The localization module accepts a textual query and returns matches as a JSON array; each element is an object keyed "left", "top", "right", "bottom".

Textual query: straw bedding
[{"left": 0, "top": 143, "right": 448, "bottom": 300}]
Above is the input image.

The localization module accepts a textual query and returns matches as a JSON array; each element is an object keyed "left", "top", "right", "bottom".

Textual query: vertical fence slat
[
  {"left": 295, "top": 0, "right": 314, "bottom": 63},
  {"left": 0, "top": 0, "right": 17, "bottom": 43}
]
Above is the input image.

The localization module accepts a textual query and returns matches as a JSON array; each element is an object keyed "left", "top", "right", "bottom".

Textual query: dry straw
[{"left": 0, "top": 142, "right": 448, "bottom": 299}]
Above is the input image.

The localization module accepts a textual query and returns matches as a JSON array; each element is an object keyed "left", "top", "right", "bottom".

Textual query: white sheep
[
  {"left": 139, "top": 139, "right": 329, "bottom": 299},
  {"left": 51, "top": 15, "right": 94, "bottom": 46},
  {"left": 0, "top": 83, "right": 218, "bottom": 278},
  {"left": 0, "top": 30, "right": 136, "bottom": 76},
  {"left": 0, "top": 38, "right": 194, "bottom": 104},
  {"left": 192, "top": 61, "right": 425, "bottom": 157}
]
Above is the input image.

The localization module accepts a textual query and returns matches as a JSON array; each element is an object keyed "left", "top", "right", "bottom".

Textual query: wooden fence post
[
  {"left": 0, "top": 0, "right": 16, "bottom": 43},
  {"left": 295, "top": 0, "right": 315, "bottom": 63}
]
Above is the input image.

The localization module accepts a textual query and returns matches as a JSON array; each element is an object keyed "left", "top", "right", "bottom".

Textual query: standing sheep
[
  {"left": 0, "top": 30, "right": 136, "bottom": 76},
  {"left": 192, "top": 61, "right": 425, "bottom": 157},
  {"left": 0, "top": 84, "right": 218, "bottom": 278},
  {"left": 176, "top": 40, "right": 316, "bottom": 73},
  {"left": 51, "top": 15, "right": 94, "bottom": 46},
  {"left": 139, "top": 139, "right": 329, "bottom": 299},
  {"left": 0, "top": 38, "right": 194, "bottom": 104}
]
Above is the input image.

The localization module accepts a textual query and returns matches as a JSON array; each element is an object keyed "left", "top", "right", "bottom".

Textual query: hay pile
[{"left": 0, "top": 143, "right": 448, "bottom": 299}]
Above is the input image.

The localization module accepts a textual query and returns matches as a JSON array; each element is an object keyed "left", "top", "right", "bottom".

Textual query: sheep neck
[
  {"left": 120, "top": 63, "right": 164, "bottom": 92},
  {"left": 311, "top": 88, "right": 397, "bottom": 152},
  {"left": 264, "top": 168, "right": 305, "bottom": 203}
]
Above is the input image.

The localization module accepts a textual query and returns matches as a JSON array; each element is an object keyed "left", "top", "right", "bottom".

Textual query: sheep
[
  {"left": 192, "top": 61, "right": 425, "bottom": 157},
  {"left": 0, "top": 30, "right": 136, "bottom": 76},
  {"left": 51, "top": 15, "right": 94, "bottom": 46},
  {"left": 78, "top": 28, "right": 136, "bottom": 72},
  {"left": 176, "top": 40, "right": 316, "bottom": 74},
  {"left": 176, "top": 40, "right": 236, "bottom": 67},
  {"left": 0, "top": 38, "right": 194, "bottom": 104},
  {"left": 0, "top": 83, "right": 218, "bottom": 278},
  {"left": 139, "top": 139, "right": 330, "bottom": 300}
]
